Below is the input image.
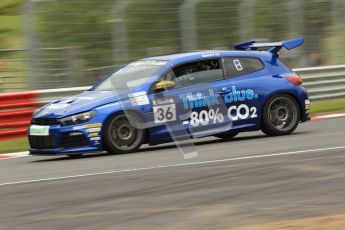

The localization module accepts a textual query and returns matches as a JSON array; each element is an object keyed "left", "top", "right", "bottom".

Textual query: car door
[
  {"left": 213, "top": 56, "right": 265, "bottom": 128},
  {"left": 148, "top": 58, "right": 229, "bottom": 143}
]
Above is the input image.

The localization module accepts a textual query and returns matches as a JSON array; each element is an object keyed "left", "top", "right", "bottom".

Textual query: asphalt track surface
[{"left": 0, "top": 117, "right": 345, "bottom": 230}]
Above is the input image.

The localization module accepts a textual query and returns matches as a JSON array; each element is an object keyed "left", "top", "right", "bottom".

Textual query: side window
[
  {"left": 223, "top": 57, "right": 264, "bottom": 78},
  {"left": 162, "top": 59, "right": 223, "bottom": 88}
]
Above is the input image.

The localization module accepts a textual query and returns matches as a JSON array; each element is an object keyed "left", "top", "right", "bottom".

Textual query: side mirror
[{"left": 153, "top": 80, "right": 175, "bottom": 91}]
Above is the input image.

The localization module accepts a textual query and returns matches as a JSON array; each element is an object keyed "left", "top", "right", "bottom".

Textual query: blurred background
[
  {"left": 0, "top": 0, "right": 345, "bottom": 92},
  {"left": 2, "top": 3, "right": 345, "bottom": 229}
]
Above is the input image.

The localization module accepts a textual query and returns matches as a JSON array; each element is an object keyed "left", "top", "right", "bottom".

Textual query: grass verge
[
  {"left": 310, "top": 98, "right": 345, "bottom": 114},
  {"left": 0, "top": 138, "right": 28, "bottom": 154}
]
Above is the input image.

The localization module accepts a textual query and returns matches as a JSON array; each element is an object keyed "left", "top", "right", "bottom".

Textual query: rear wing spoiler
[{"left": 234, "top": 37, "right": 304, "bottom": 55}]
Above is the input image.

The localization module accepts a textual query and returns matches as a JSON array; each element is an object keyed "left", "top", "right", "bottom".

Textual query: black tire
[
  {"left": 214, "top": 131, "right": 239, "bottom": 140},
  {"left": 103, "top": 113, "right": 145, "bottom": 154},
  {"left": 261, "top": 94, "right": 300, "bottom": 136}
]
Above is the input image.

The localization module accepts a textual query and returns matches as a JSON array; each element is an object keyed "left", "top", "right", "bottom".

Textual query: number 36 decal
[
  {"left": 227, "top": 104, "right": 257, "bottom": 121},
  {"left": 153, "top": 104, "right": 177, "bottom": 123}
]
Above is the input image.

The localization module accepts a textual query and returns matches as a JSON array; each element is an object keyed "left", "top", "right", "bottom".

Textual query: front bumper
[
  {"left": 28, "top": 118, "right": 105, "bottom": 155},
  {"left": 29, "top": 147, "right": 100, "bottom": 156}
]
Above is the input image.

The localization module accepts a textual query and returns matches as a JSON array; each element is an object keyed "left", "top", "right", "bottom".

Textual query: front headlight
[{"left": 59, "top": 111, "right": 96, "bottom": 126}]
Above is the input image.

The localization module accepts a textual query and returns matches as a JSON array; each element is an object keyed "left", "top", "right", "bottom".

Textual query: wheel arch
[{"left": 101, "top": 110, "right": 148, "bottom": 144}]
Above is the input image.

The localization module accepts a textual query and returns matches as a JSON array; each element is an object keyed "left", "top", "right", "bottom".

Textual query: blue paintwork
[{"left": 29, "top": 39, "right": 310, "bottom": 155}]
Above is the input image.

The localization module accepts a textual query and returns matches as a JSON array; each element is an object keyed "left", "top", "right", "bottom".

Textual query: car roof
[{"left": 142, "top": 50, "right": 267, "bottom": 64}]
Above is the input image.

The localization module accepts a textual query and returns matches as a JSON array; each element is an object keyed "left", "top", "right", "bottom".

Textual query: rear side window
[
  {"left": 168, "top": 59, "right": 223, "bottom": 88},
  {"left": 223, "top": 57, "right": 264, "bottom": 78}
]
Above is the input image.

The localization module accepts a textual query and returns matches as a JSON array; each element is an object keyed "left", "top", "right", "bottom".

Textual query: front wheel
[
  {"left": 261, "top": 94, "right": 300, "bottom": 136},
  {"left": 103, "top": 113, "right": 145, "bottom": 154}
]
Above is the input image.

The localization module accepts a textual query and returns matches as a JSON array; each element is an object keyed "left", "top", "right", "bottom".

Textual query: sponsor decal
[
  {"left": 305, "top": 99, "right": 311, "bottom": 110},
  {"left": 129, "top": 60, "right": 168, "bottom": 66},
  {"left": 223, "top": 86, "right": 258, "bottom": 103},
  {"left": 46, "top": 103, "right": 69, "bottom": 110},
  {"left": 87, "top": 127, "right": 101, "bottom": 133},
  {"left": 153, "top": 96, "right": 177, "bottom": 123},
  {"left": 233, "top": 59, "right": 243, "bottom": 71},
  {"left": 73, "top": 123, "right": 102, "bottom": 130},
  {"left": 180, "top": 89, "right": 220, "bottom": 110},
  {"left": 201, "top": 53, "right": 220, "bottom": 58},
  {"left": 184, "top": 104, "right": 258, "bottom": 127},
  {"left": 129, "top": 91, "right": 150, "bottom": 106},
  {"left": 181, "top": 87, "right": 259, "bottom": 127},
  {"left": 84, "top": 123, "right": 102, "bottom": 128},
  {"left": 227, "top": 104, "right": 257, "bottom": 121},
  {"left": 88, "top": 133, "right": 99, "bottom": 137},
  {"left": 186, "top": 108, "right": 224, "bottom": 127}
]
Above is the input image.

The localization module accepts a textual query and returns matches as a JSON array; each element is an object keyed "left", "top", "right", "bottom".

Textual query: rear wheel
[
  {"left": 104, "top": 113, "right": 145, "bottom": 154},
  {"left": 262, "top": 94, "right": 300, "bottom": 136},
  {"left": 214, "top": 131, "right": 238, "bottom": 140}
]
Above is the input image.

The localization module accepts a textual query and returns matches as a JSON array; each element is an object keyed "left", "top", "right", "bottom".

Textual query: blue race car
[{"left": 29, "top": 38, "right": 310, "bottom": 156}]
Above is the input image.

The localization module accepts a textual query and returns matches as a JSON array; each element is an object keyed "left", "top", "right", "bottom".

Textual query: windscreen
[{"left": 93, "top": 60, "right": 167, "bottom": 91}]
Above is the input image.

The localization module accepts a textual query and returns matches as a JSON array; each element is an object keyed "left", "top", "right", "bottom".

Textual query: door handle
[{"left": 217, "top": 89, "right": 231, "bottom": 94}]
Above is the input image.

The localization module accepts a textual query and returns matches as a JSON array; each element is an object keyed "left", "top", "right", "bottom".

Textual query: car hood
[{"left": 34, "top": 90, "right": 128, "bottom": 118}]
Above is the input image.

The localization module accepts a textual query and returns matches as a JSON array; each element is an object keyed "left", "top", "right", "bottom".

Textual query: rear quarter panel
[{"left": 228, "top": 52, "right": 309, "bottom": 129}]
